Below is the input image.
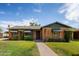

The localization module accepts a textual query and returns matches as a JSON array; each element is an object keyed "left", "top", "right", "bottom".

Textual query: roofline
[
  {"left": 42, "top": 21, "right": 75, "bottom": 29},
  {"left": 9, "top": 28, "right": 41, "bottom": 30},
  {"left": 8, "top": 26, "right": 41, "bottom": 30}
]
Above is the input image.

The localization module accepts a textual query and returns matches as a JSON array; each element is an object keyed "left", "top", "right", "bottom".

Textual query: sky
[{"left": 0, "top": 3, "right": 79, "bottom": 32}]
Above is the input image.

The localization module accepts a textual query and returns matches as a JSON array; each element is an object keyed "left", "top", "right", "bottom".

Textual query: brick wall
[
  {"left": 60, "top": 28, "right": 65, "bottom": 39},
  {"left": 41, "top": 27, "right": 52, "bottom": 41},
  {"left": 60, "top": 30, "right": 64, "bottom": 39}
]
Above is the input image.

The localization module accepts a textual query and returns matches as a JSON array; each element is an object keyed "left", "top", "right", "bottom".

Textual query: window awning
[
  {"left": 24, "top": 31, "right": 31, "bottom": 33},
  {"left": 53, "top": 30, "right": 62, "bottom": 32}
]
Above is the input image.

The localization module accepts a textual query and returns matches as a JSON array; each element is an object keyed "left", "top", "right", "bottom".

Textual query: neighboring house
[
  {"left": 8, "top": 22, "right": 79, "bottom": 41},
  {"left": 0, "top": 32, "right": 3, "bottom": 38},
  {"left": 3, "top": 31, "right": 9, "bottom": 38}
]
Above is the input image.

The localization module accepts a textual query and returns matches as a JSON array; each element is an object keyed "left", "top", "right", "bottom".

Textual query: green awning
[{"left": 65, "top": 28, "right": 76, "bottom": 31}]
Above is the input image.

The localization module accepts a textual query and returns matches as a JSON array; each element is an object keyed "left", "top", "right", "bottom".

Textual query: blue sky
[{"left": 0, "top": 3, "right": 79, "bottom": 31}]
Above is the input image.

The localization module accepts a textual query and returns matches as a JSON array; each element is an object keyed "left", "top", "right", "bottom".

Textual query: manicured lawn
[
  {"left": 0, "top": 41, "right": 39, "bottom": 56},
  {"left": 45, "top": 41, "right": 79, "bottom": 56}
]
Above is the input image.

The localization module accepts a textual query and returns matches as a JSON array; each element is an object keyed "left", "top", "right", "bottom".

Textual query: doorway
[{"left": 36, "top": 31, "right": 41, "bottom": 41}]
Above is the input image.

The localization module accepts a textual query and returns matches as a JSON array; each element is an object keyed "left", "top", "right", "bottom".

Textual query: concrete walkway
[{"left": 36, "top": 42, "right": 58, "bottom": 56}]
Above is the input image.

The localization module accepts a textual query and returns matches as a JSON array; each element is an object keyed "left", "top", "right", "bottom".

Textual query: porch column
[
  {"left": 32, "top": 30, "right": 36, "bottom": 40},
  {"left": 18, "top": 30, "right": 24, "bottom": 40},
  {"left": 18, "top": 30, "right": 20, "bottom": 40},
  {"left": 71, "top": 31, "right": 73, "bottom": 40},
  {"left": 41, "top": 28, "right": 45, "bottom": 41},
  {"left": 22, "top": 30, "right": 24, "bottom": 40}
]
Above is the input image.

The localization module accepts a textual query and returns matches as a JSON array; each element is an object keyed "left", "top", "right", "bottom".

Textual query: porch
[{"left": 8, "top": 29, "right": 41, "bottom": 41}]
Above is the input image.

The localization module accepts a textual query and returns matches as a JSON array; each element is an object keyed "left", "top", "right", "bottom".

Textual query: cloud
[
  {"left": 33, "top": 9, "right": 42, "bottom": 13},
  {"left": 15, "top": 6, "right": 22, "bottom": 16},
  {"left": 18, "top": 6, "right": 23, "bottom": 10},
  {"left": 59, "top": 3, "right": 79, "bottom": 22},
  {"left": 0, "top": 18, "right": 39, "bottom": 32},
  {"left": 7, "top": 3, "right": 11, "bottom": 6},
  {"left": 33, "top": 3, "right": 42, "bottom": 13}
]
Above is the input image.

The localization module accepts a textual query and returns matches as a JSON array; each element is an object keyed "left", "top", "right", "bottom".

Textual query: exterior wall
[
  {"left": 8, "top": 27, "right": 73, "bottom": 42},
  {"left": 41, "top": 27, "right": 52, "bottom": 41},
  {"left": 60, "top": 28, "right": 65, "bottom": 39},
  {"left": 41, "top": 27, "right": 65, "bottom": 41},
  {"left": 74, "top": 31, "right": 79, "bottom": 39},
  {"left": 0, "top": 33, "right": 3, "bottom": 38},
  {"left": 52, "top": 29, "right": 64, "bottom": 40},
  {"left": 8, "top": 28, "right": 68, "bottom": 41}
]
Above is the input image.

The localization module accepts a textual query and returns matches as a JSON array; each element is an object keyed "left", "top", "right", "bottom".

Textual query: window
[{"left": 53, "top": 30, "right": 61, "bottom": 39}]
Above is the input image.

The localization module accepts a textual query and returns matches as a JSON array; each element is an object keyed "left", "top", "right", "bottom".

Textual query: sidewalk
[{"left": 36, "top": 42, "right": 58, "bottom": 56}]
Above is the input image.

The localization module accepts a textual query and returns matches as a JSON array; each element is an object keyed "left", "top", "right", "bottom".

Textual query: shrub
[
  {"left": 64, "top": 31, "right": 72, "bottom": 42},
  {"left": 47, "top": 37, "right": 53, "bottom": 42},
  {"left": 24, "top": 35, "right": 33, "bottom": 41}
]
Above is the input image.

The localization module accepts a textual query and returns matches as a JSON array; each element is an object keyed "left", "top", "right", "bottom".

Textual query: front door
[{"left": 36, "top": 31, "right": 41, "bottom": 41}]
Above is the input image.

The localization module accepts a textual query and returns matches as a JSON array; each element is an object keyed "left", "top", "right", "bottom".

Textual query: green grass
[
  {"left": 0, "top": 41, "right": 39, "bottom": 56},
  {"left": 45, "top": 41, "right": 79, "bottom": 56}
]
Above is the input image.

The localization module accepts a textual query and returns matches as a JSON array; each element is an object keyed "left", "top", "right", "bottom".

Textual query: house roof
[
  {"left": 9, "top": 26, "right": 41, "bottom": 30},
  {"left": 42, "top": 21, "right": 76, "bottom": 31},
  {"left": 42, "top": 22, "right": 74, "bottom": 28}
]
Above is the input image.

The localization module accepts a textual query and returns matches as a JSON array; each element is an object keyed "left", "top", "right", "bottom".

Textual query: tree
[
  {"left": 29, "top": 21, "right": 41, "bottom": 26},
  {"left": 0, "top": 26, "right": 2, "bottom": 32}
]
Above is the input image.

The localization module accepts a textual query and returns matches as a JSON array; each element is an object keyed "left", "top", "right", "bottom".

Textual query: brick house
[{"left": 8, "top": 22, "right": 78, "bottom": 41}]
